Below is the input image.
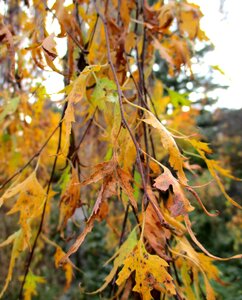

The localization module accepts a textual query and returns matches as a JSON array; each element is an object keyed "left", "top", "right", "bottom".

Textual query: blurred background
[{"left": 0, "top": 0, "right": 241, "bottom": 299}]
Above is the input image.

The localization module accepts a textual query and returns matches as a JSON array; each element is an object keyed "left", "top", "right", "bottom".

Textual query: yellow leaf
[
  {"left": 179, "top": 3, "right": 202, "bottom": 40},
  {"left": 173, "top": 237, "right": 218, "bottom": 300},
  {"left": 189, "top": 139, "right": 212, "bottom": 154},
  {"left": 142, "top": 111, "right": 188, "bottom": 184},
  {"left": 206, "top": 159, "right": 242, "bottom": 209},
  {"left": 64, "top": 64, "right": 101, "bottom": 138},
  {"left": 55, "top": 247, "right": 73, "bottom": 291},
  {"left": 90, "top": 229, "right": 137, "bottom": 294},
  {"left": 211, "top": 65, "right": 225, "bottom": 75},
  {"left": 0, "top": 230, "right": 27, "bottom": 298},
  {"left": 189, "top": 138, "right": 241, "bottom": 208},
  {"left": 116, "top": 240, "right": 176, "bottom": 299},
  {"left": 20, "top": 271, "right": 46, "bottom": 300},
  {"left": 0, "top": 172, "right": 46, "bottom": 246}
]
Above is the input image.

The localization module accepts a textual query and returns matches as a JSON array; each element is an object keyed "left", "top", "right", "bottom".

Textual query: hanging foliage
[{"left": 0, "top": 0, "right": 241, "bottom": 299}]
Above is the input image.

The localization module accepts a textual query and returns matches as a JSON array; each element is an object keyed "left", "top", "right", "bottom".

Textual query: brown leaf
[
  {"left": 116, "top": 167, "right": 137, "bottom": 211},
  {"left": 0, "top": 24, "right": 15, "bottom": 80},
  {"left": 154, "top": 165, "right": 194, "bottom": 216},
  {"left": 153, "top": 38, "right": 174, "bottom": 67},
  {"left": 41, "top": 33, "right": 57, "bottom": 61},
  {"left": 81, "top": 159, "right": 117, "bottom": 186},
  {"left": 59, "top": 200, "right": 109, "bottom": 265},
  {"left": 58, "top": 167, "right": 81, "bottom": 231},
  {"left": 144, "top": 188, "right": 171, "bottom": 260},
  {"left": 59, "top": 171, "right": 115, "bottom": 264}
]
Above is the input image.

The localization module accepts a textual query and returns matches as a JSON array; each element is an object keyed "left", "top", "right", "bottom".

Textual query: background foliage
[{"left": 0, "top": 0, "right": 241, "bottom": 299}]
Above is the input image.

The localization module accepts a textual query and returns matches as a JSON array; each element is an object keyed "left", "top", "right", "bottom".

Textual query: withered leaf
[
  {"left": 142, "top": 111, "right": 188, "bottom": 184},
  {"left": 58, "top": 167, "right": 81, "bottom": 231},
  {"left": 154, "top": 165, "right": 194, "bottom": 216},
  {"left": 116, "top": 240, "right": 176, "bottom": 299}
]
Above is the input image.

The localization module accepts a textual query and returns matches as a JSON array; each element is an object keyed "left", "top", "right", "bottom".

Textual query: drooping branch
[
  {"left": 94, "top": 2, "right": 171, "bottom": 229},
  {"left": 0, "top": 122, "right": 60, "bottom": 190}
]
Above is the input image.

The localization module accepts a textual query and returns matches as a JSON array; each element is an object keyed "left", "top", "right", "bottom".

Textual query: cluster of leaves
[{"left": 0, "top": 0, "right": 241, "bottom": 299}]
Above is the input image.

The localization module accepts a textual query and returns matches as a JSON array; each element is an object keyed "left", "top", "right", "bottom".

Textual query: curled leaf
[
  {"left": 143, "top": 111, "right": 188, "bottom": 184},
  {"left": 154, "top": 165, "right": 194, "bottom": 216}
]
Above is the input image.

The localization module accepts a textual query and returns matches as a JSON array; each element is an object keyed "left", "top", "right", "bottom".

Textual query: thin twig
[
  {"left": 18, "top": 103, "right": 67, "bottom": 300},
  {"left": 0, "top": 122, "right": 60, "bottom": 190},
  {"left": 109, "top": 203, "right": 130, "bottom": 297},
  {"left": 94, "top": 2, "right": 170, "bottom": 229},
  {"left": 73, "top": 108, "right": 97, "bottom": 153}
]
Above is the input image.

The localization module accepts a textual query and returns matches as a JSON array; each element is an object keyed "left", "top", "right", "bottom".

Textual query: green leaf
[
  {"left": 91, "top": 78, "right": 117, "bottom": 110},
  {"left": 90, "top": 229, "right": 137, "bottom": 294},
  {"left": 168, "top": 89, "right": 191, "bottom": 108}
]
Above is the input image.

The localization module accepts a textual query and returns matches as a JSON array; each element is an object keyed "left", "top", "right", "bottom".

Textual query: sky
[
  {"left": 1, "top": 0, "right": 241, "bottom": 110},
  {"left": 44, "top": 0, "right": 242, "bottom": 110},
  {"left": 194, "top": 0, "right": 242, "bottom": 109}
]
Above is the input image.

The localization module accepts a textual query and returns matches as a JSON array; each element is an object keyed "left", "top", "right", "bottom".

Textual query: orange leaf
[{"left": 154, "top": 165, "right": 194, "bottom": 216}]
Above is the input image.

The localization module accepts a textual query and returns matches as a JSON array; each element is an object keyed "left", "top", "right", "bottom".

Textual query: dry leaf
[
  {"left": 143, "top": 111, "right": 188, "bottom": 184},
  {"left": 154, "top": 165, "right": 193, "bottom": 216},
  {"left": 116, "top": 240, "right": 176, "bottom": 299}
]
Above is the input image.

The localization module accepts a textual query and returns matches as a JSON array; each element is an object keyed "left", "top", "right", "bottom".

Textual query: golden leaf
[
  {"left": 179, "top": 3, "right": 202, "bottom": 40},
  {"left": 143, "top": 111, "right": 188, "bottom": 184},
  {"left": 0, "top": 230, "right": 26, "bottom": 298},
  {"left": 55, "top": 247, "right": 73, "bottom": 291},
  {"left": 173, "top": 237, "right": 219, "bottom": 300},
  {"left": 90, "top": 229, "right": 137, "bottom": 294},
  {"left": 116, "top": 240, "right": 176, "bottom": 299},
  {"left": 0, "top": 172, "right": 46, "bottom": 246},
  {"left": 64, "top": 65, "right": 101, "bottom": 137},
  {"left": 189, "top": 139, "right": 242, "bottom": 209}
]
